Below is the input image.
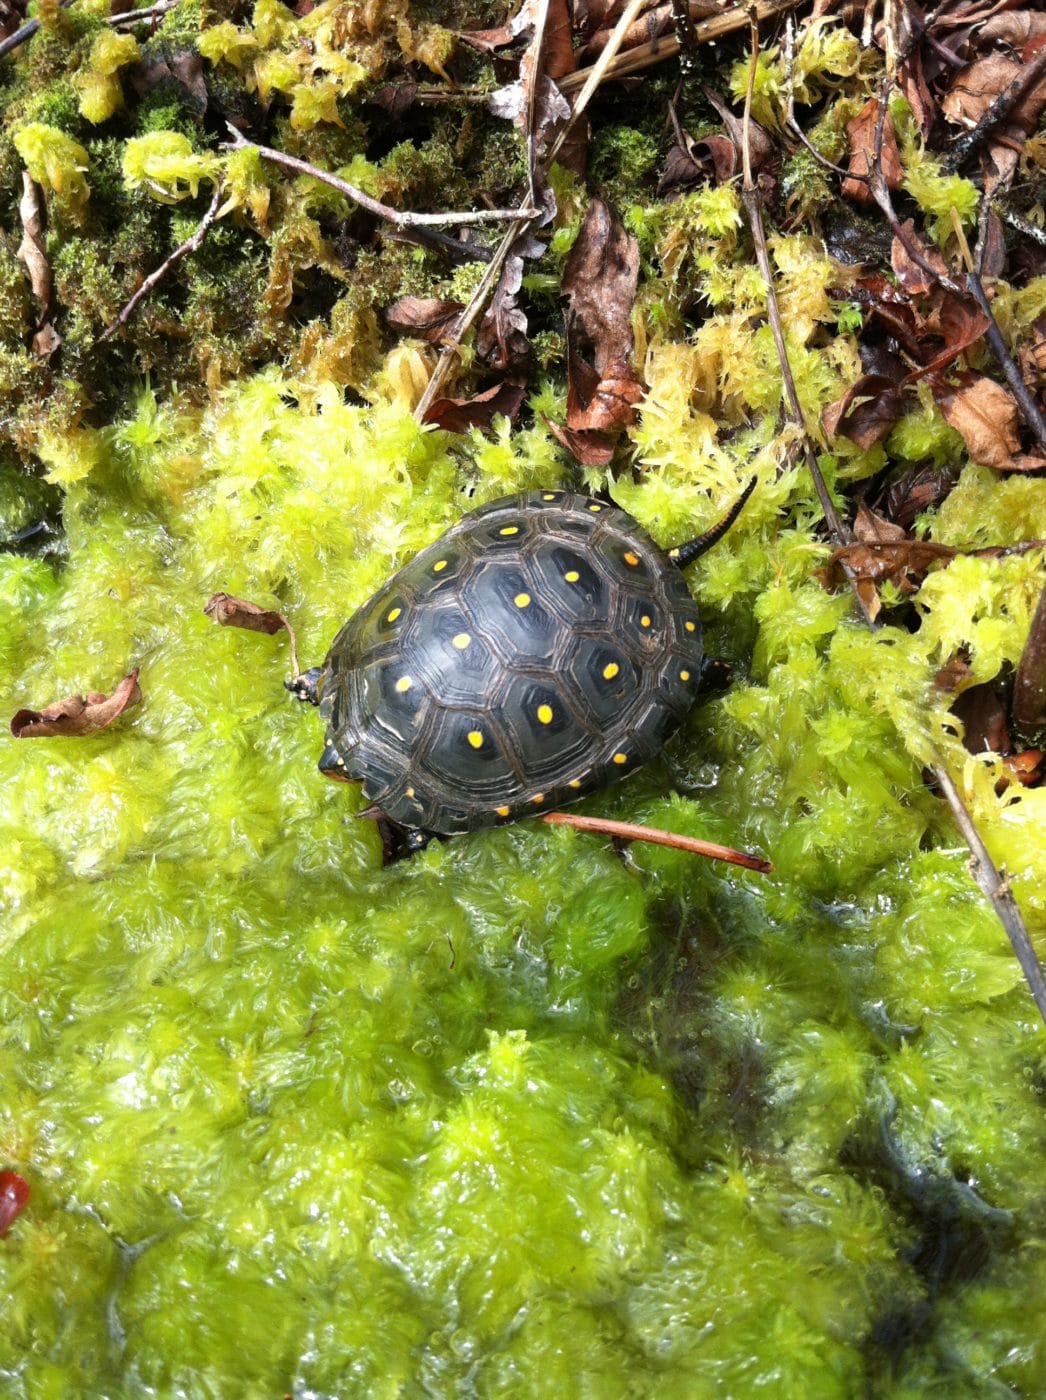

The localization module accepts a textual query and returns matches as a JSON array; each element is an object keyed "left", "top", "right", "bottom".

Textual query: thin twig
[
  {"left": 224, "top": 125, "right": 539, "bottom": 229},
  {"left": 964, "top": 270, "right": 1046, "bottom": 454},
  {"left": 944, "top": 44, "right": 1046, "bottom": 173},
  {"left": 107, "top": 0, "right": 180, "bottom": 26},
  {"left": 740, "top": 16, "right": 858, "bottom": 565},
  {"left": 102, "top": 183, "right": 224, "bottom": 338},
  {"left": 413, "top": 216, "right": 530, "bottom": 420},
  {"left": 933, "top": 767, "right": 1046, "bottom": 1023},
  {"left": 546, "top": 0, "right": 649, "bottom": 167},
  {"left": 997, "top": 206, "right": 1046, "bottom": 250},
  {"left": 558, "top": 0, "right": 799, "bottom": 94},
  {"left": 541, "top": 812, "right": 772, "bottom": 872},
  {"left": 0, "top": 15, "right": 40, "bottom": 59},
  {"left": 759, "top": 23, "right": 1046, "bottom": 1022},
  {"left": 1013, "top": 581, "right": 1046, "bottom": 730},
  {"left": 524, "top": 0, "right": 551, "bottom": 214}
]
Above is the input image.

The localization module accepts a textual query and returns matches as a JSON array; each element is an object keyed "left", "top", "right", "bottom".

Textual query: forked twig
[
  {"left": 541, "top": 812, "right": 773, "bottom": 872},
  {"left": 546, "top": 0, "right": 649, "bottom": 167},
  {"left": 944, "top": 44, "right": 1046, "bottom": 174},
  {"left": 102, "top": 183, "right": 224, "bottom": 338},
  {"left": 224, "top": 125, "right": 539, "bottom": 229}
]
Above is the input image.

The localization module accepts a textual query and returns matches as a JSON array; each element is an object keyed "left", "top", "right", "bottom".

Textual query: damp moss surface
[
  {"left": 2, "top": 0, "right": 1046, "bottom": 1395},
  {"left": 1, "top": 379, "right": 1045, "bottom": 1399}
]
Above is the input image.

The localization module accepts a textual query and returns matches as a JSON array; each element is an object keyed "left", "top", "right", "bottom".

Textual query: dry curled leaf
[
  {"left": 476, "top": 249, "right": 530, "bottom": 371},
  {"left": 932, "top": 371, "right": 1045, "bottom": 471},
  {"left": 822, "top": 373, "right": 906, "bottom": 449},
  {"left": 385, "top": 297, "right": 464, "bottom": 344},
  {"left": 423, "top": 381, "right": 525, "bottom": 433},
  {"left": 11, "top": 670, "right": 141, "bottom": 739},
  {"left": 942, "top": 55, "right": 1046, "bottom": 136},
  {"left": 544, "top": 417, "right": 617, "bottom": 467},
  {"left": 842, "top": 100, "right": 903, "bottom": 205},
  {"left": 204, "top": 593, "right": 287, "bottom": 634}
]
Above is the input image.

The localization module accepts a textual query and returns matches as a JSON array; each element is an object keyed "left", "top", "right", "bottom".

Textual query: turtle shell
[{"left": 317, "top": 490, "right": 704, "bottom": 835}]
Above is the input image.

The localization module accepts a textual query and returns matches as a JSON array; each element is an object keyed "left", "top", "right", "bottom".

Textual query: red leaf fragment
[
  {"left": 544, "top": 417, "right": 617, "bottom": 466},
  {"left": 423, "top": 381, "right": 525, "bottom": 433},
  {"left": 0, "top": 1172, "right": 29, "bottom": 1238},
  {"left": 842, "top": 99, "right": 903, "bottom": 205},
  {"left": 10, "top": 670, "right": 141, "bottom": 739}
]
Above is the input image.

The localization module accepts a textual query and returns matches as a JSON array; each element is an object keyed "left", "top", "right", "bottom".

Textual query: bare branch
[
  {"left": 546, "top": 0, "right": 649, "bottom": 167},
  {"left": 102, "top": 183, "right": 224, "bottom": 338},
  {"left": 964, "top": 270, "right": 1046, "bottom": 455},
  {"left": 224, "top": 125, "right": 539, "bottom": 229},
  {"left": 541, "top": 811, "right": 773, "bottom": 871},
  {"left": 943, "top": 44, "right": 1046, "bottom": 173}
]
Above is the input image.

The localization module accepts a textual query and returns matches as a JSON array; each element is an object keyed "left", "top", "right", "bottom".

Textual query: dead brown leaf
[
  {"left": 942, "top": 55, "right": 1046, "bottom": 135},
  {"left": 842, "top": 99, "right": 903, "bottom": 205},
  {"left": 544, "top": 416, "right": 617, "bottom": 466},
  {"left": 204, "top": 593, "right": 287, "bottom": 634},
  {"left": 931, "top": 371, "right": 1026, "bottom": 468},
  {"left": 385, "top": 297, "right": 463, "bottom": 343},
  {"left": 822, "top": 373, "right": 906, "bottom": 449},
  {"left": 891, "top": 219, "right": 948, "bottom": 296},
  {"left": 423, "top": 381, "right": 525, "bottom": 432},
  {"left": 11, "top": 670, "right": 141, "bottom": 739},
  {"left": 476, "top": 248, "right": 530, "bottom": 370}
]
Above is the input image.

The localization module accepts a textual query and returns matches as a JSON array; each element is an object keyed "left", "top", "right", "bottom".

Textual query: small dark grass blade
[
  {"left": 541, "top": 811, "right": 772, "bottom": 872},
  {"left": 669, "top": 477, "right": 757, "bottom": 568}
]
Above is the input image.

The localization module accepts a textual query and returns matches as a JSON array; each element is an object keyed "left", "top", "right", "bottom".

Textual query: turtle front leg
[{"left": 285, "top": 666, "right": 323, "bottom": 706}]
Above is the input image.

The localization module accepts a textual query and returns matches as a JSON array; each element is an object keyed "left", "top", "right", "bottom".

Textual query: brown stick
[
  {"left": 748, "top": 13, "right": 1046, "bottom": 1024},
  {"left": 102, "top": 183, "right": 224, "bottom": 338},
  {"left": 558, "top": 0, "right": 799, "bottom": 94},
  {"left": 964, "top": 270, "right": 1046, "bottom": 455},
  {"left": 943, "top": 43, "right": 1046, "bottom": 174},
  {"left": 1014, "top": 581, "right": 1046, "bottom": 731},
  {"left": 224, "top": 125, "right": 538, "bottom": 229},
  {"left": 541, "top": 812, "right": 772, "bottom": 872},
  {"left": 933, "top": 767, "right": 1046, "bottom": 1022}
]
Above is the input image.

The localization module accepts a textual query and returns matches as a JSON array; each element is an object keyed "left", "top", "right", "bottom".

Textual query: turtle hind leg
[{"left": 357, "top": 805, "right": 433, "bottom": 866}]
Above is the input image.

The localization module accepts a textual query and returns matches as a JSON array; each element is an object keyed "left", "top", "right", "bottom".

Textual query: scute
[{"left": 320, "top": 491, "right": 705, "bottom": 834}]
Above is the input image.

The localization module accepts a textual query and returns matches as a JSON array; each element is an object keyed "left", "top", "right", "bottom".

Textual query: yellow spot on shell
[
  {"left": 680, "top": 670, "right": 691, "bottom": 681},
  {"left": 564, "top": 570, "right": 580, "bottom": 583},
  {"left": 613, "top": 752, "right": 628, "bottom": 765},
  {"left": 499, "top": 525, "right": 520, "bottom": 536},
  {"left": 568, "top": 778, "right": 582, "bottom": 789},
  {"left": 468, "top": 730, "right": 484, "bottom": 749},
  {"left": 624, "top": 551, "right": 639, "bottom": 566},
  {"left": 588, "top": 503, "right": 602, "bottom": 512},
  {"left": 514, "top": 592, "right": 531, "bottom": 608},
  {"left": 406, "top": 787, "right": 415, "bottom": 798},
  {"left": 602, "top": 662, "right": 619, "bottom": 681},
  {"left": 395, "top": 676, "right": 412, "bottom": 693},
  {"left": 496, "top": 805, "right": 510, "bottom": 817},
  {"left": 542, "top": 493, "right": 556, "bottom": 500},
  {"left": 433, "top": 559, "right": 448, "bottom": 572},
  {"left": 685, "top": 621, "right": 696, "bottom": 632},
  {"left": 386, "top": 607, "right": 402, "bottom": 623},
  {"left": 452, "top": 632, "right": 471, "bottom": 649},
  {"left": 532, "top": 793, "right": 545, "bottom": 804},
  {"left": 640, "top": 615, "right": 651, "bottom": 628},
  {"left": 537, "top": 704, "right": 553, "bottom": 724}
]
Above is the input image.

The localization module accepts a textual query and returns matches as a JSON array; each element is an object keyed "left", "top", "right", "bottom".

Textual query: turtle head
[{"left": 284, "top": 665, "right": 323, "bottom": 706}]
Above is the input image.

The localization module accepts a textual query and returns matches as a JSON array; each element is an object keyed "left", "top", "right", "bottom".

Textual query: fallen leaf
[
  {"left": 942, "top": 54, "right": 1046, "bottom": 135},
  {"left": 16, "top": 173, "right": 50, "bottom": 319},
  {"left": 385, "top": 296, "right": 463, "bottom": 343},
  {"left": 891, "top": 219, "right": 948, "bottom": 296},
  {"left": 950, "top": 680, "right": 1011, "bottom": 755},
  {"left": 882, "top": 463, "right": 959, "bottom": 529},
  {"left": 931, "top": 371, "right": 1028, "bottom": 469},
  {"left": 11, "top": 670, "right": 141, "bottom": 739},
  {"left": 0, "top": 1172, "right": 29, "bottom": 1238},
  {"left": 203, "top": 593, "right": 287, "bottom": 634},
  {"left": 128, "top": 50, "right": 209, "bottom": 111},
  {"left": 423, "top": 381, "right": 525, "bottom": 432},
  {"left": 1014, "top": 582, "right": 1046, "bottom": 729},
  {"left": 545, "top": 416, "right": 617, "bottom": 466},
  {"left": 476, "top": 249, "right": 530, "bottom": 370},
  {"left": 822, "top": 373, "right": 906, "bottom": 449},
  {"left": 842, "top": 99, "right": 903, "bottom": 205}
]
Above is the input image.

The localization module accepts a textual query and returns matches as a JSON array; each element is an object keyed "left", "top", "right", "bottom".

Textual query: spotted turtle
[{"left": 289, "top": 482, "right": 754, "bottom": 854}]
